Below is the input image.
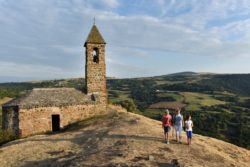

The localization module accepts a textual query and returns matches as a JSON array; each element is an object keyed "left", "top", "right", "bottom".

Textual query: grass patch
[
  {"left": 143, "top": 109, "right": 164, "bottom": 120},
  {"left": 0, "top": 107, "right": 18, "bottom": 145},
  {"left": 155, "top": 80, "right": 174, "bottom": 85},
  {"left": 156, "top": 92, "right": 183, "bottom": 101},
  {"left": 119, "top": 93, "right": 130, "bottom": 100},
  {"left": 0, "top": 97, "right": 12, "bottom": 105},
  {"left": 0, "top": 129, "right": 17, "bottom": 145},
  {"left": 108, "top": 90, "right": 131, "bottom": 98},
  {"left": 109, "top": 96, "right": 134, "bottom": 104},
  {"left": 182, "top": 92, "right": 226, "bottom": 111},
  {"left": 183, "top": 92, "right": 225, "bottom": 106},
  {"left": 149, "top": 101, "right": 186, "bottom": 109}
]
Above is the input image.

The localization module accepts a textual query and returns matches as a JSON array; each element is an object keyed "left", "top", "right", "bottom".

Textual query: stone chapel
[{"left": 2, "top": 24, "right": 107, "bottom": 137}]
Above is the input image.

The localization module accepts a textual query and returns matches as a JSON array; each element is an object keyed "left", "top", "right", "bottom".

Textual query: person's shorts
[
  {"left": 186, "top": 131, "right": 192, "bottom": 139},
  {"left": 164, "top": 126, "right": 171, "bottom": 133},
  {"left": 175, "top": 125, "right": 182, "bottom": 136}
]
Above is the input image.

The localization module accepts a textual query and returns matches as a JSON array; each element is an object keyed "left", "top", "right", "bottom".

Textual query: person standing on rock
[
  {"left": 174, "top": 108, "right": 184, "bottom": 143},
  {"left": 185, "top": 115, "right": 193, "bottom": 145},
  {"left": 162, "top": 109, "right": 172, "bottom": 144}
]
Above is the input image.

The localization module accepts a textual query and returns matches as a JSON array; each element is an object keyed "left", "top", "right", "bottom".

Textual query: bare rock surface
[{"left": 0, "top": 107, "right": 249, "bottom": 167}]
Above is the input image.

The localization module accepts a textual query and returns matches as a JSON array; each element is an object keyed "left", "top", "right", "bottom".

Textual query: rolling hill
[{"left": 1, "top": 72, "right": 250, "bottom": 149}]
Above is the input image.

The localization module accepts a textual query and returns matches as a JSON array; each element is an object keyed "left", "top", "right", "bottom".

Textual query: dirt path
[{"left": 0, "top": 109, "right": 249, "bottom": 167}]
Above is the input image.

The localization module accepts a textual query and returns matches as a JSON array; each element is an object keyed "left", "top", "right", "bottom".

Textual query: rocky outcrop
[{"left": 0, "top": 106, "right": 249, "bottom": 167}]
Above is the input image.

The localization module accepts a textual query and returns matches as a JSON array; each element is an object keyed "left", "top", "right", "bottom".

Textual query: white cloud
[
  {"left": 1, "top": 0, "right": 250, "bottom": 81},
  {"left": 99, "top": 13, "right": 250, "bottom": 58},
  {"left": 52, "top": 45, "right": 83, "bottom": 55},
  {"left": 106, "top": 57, "right": 157, "bottom": 78},
  {"left": 0, "top": 61, "right": 79, "bottom": 79},
  {"left": 101, "top": 0, "right": 119, "bottom": 8}
]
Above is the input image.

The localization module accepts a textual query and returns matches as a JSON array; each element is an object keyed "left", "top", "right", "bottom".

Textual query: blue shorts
[
  {"left": 164, "top": 126, "right": 171, "bottom": 133},
  {"left": 186, "top": 131, "right": 192, "bottom": 138}
]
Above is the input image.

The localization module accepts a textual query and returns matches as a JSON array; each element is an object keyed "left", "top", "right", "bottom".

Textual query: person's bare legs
[
  {"left": 166, "top": 132, "right": 169, "bottom": 144},
  {"left": 175, "top": 127, "right": 178, "bottom": 142},
  {"left": 179, "top": 135, "right": 182, "bottom": 143},
  {"left": 172, "top": 126, "right": 175, "bottom": 138}
]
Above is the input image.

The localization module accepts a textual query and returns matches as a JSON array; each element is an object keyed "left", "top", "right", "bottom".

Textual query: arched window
[{"left": 92, "top": 48, "right": 99, "bottom": 64}]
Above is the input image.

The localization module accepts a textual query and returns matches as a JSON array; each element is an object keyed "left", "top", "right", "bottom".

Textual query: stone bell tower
[{"left": 84, "top": 24, "right": 107, "bottom": 104}]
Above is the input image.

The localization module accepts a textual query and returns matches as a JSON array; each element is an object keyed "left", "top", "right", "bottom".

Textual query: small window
[{"left": 92, "top": 48, "right": 99, "bottom": 64}]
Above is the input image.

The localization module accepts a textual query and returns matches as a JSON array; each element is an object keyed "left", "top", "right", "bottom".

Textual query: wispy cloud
[
  {"left": 101, "top": 0, "right": 119, "bottom": 8},
  {"left": 0, "top": 0, "right": 250, "bottom": 82},
  {"left": 0, "top": 61, "right": 80, "bottom": 79}
]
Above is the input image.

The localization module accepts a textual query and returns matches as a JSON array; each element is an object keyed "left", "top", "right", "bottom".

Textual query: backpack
[{"left": 175, "top": 114, "right": 182, "bottom": 126}]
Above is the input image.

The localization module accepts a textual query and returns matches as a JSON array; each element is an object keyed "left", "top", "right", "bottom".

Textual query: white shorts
[{"left": 175, "top": 125, "right": 182, "bottom": 136}]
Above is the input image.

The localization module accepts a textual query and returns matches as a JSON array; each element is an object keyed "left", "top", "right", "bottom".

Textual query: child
[
  {"left": 185, "top": 115, "right": 193, "bottom": 145},
  {"left": 161, "top": 109, "right": 172, "bottom": 144}
]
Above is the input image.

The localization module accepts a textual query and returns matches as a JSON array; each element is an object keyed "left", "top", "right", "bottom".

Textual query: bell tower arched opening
[{"left": 92, "top": 47, "right": 99, "bottom": 64}]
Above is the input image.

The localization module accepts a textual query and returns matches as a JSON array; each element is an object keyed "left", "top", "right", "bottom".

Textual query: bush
[
  {"left": 0, "top": 129, "right": 17, "bottom": 145},
  {"left": 113, "top": 99, "right": 138, "bottom": 113}
]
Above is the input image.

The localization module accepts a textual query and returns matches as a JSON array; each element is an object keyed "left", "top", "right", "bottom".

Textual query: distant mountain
[
  {"left": 151, "top": 73, "right": 250, "bottom": 96},
  {"left": 1, "top": 72, "right": 250, "bottom": 96},
  {"left": 167, "top": 71, "right": 198, "bottom": 76}
]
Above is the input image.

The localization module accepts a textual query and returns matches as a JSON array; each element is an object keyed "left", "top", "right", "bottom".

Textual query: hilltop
[{"left": 0, "top": 106, "right": 249, "bottom": 167}]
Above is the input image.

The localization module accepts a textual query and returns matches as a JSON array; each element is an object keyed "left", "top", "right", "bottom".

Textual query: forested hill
[
  {"left": 156, "top": 73, "right": 250, "bottom": 96},
  {"left": 1, "top": 73, "right": 250, "bottom": 98},
  {"left": 1, "top": 73, "right": 250, "bottom": 149}
]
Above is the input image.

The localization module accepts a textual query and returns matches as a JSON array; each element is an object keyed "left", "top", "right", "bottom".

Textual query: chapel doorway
[{"left": 52, "top": 114, "right": 60, "bottom": 132}]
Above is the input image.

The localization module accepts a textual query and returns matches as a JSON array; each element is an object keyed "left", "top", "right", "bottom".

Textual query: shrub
[
  {"left": 0, "top": 129, "right": 17, "bottom": 145},
  {"left": 113, "top": 99, "right": 138, "bottom": 113}
]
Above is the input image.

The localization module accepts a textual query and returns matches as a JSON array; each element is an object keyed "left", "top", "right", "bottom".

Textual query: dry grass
[{"left": 0, "top": 97, "right": 12, "bottom": 106}]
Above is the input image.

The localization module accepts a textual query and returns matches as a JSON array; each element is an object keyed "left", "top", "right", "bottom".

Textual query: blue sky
[{"left": 0, "top": 0, "right": 250, "bottom": 82}]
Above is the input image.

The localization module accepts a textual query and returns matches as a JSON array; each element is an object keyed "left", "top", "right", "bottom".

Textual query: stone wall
[
  {"left": 18, "top": 103, "right": 106, "bottom": 137},
  {"left": 85, "top": 43, "right": 107, "bottom": 105}
]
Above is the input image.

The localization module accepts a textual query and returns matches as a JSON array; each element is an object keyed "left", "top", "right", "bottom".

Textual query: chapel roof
[
  {"left": 84, "top": 25, "right": 106, "bottom": 46},
  {"left": 2, "top": 88, "right": 95, "bottom": 109}
]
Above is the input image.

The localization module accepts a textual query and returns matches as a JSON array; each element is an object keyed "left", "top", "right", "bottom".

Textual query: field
[
  {"left": 107, "top": 73, "right": 250, "bottom": 149},
  {"left": 182, "top": 92, "right": 226, "bottom": 111}
]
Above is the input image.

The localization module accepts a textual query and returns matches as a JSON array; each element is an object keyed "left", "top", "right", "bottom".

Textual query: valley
[{"left": 1, "top": 72, "right": 250, "bottom": 149}]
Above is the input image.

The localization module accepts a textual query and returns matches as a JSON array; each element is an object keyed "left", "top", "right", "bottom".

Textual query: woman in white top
[
  {"left": 174, "top": 108, "right": 184, "bottom": 143},
  {"left": 185, "top": 115, "right": 193, "bottom": 145}
]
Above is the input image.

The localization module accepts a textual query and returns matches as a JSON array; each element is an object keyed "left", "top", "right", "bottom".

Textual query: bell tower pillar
[{"left": 84, "top": 24, "right": 107, "bottom": 105}]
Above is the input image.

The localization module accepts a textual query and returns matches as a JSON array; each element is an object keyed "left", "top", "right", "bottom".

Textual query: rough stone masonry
[{"left": 2, "top": 24, "right": 107, "bottom": 137}]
